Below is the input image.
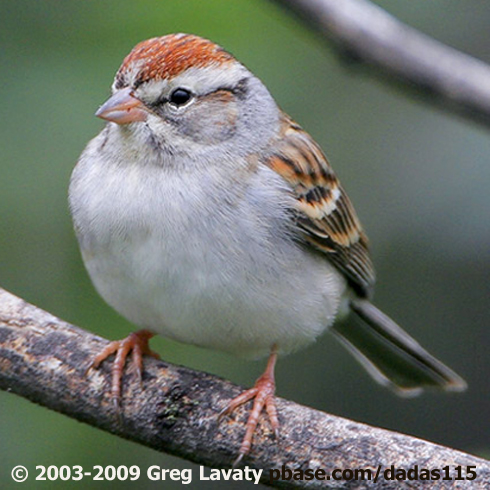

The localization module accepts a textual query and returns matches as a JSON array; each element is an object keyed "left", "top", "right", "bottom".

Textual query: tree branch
[
  {"left": 270, "top": 0, "right": 490, "bottom": 128},
  {"left": 1, "top": 287, "right": 489, "bottom": 488}
]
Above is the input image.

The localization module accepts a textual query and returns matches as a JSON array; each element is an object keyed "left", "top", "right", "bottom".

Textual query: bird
[{"left": 69, "top": 33, "right": 467, "bottom": 464}]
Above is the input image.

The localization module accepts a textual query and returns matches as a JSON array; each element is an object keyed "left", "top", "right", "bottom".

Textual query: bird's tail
[{"left": 331, "top": 299, "right": 467, "bottom": 396}]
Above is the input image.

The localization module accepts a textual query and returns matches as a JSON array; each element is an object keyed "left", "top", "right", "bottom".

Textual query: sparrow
[{"left": 69, "top": 33, "right": 467, "bottom": 464}]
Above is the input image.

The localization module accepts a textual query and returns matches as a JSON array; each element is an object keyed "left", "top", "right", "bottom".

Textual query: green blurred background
[{"left": 1, "top": 1, "right": 489, "bottom": 488}]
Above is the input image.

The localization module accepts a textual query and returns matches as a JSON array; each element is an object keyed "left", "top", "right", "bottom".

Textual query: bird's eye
[{"left": 169, "top": 88, "right": 192, "bottom": 106}]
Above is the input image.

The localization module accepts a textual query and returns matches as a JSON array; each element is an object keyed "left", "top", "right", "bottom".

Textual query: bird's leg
[
  {"left": 220, "top": 346, "right": 279, "bottom": 466},
  {"left": 88, "top": 329, "right": 160, "bottom": 409}
]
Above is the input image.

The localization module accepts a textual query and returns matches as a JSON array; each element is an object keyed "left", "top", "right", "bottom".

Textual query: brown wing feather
[{"left": 264, "top": 113, "right": 375, "bottom": 298}]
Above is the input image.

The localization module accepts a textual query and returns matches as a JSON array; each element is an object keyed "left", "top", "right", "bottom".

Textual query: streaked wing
[{"left": 263, "top": 113, "right": 375, "bottom": 298}]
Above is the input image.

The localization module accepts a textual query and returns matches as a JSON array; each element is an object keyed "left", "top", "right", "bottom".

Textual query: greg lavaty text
[{"left": 147, "top": 466, "right": 262, "bottom": 484}]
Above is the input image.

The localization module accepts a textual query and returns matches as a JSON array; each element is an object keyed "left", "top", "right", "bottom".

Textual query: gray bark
[{"left": 1, "top": 287, "right": 488, "bottom": 488}]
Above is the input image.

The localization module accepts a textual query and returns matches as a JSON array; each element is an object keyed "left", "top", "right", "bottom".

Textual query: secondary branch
[{"left": 271, "top": 0, "right": 490, "bottom": 127}]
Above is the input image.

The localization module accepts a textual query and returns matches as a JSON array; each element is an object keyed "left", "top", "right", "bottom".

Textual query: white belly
[{"left": 70, "top": 146, "right": 347, "bottom": 359}]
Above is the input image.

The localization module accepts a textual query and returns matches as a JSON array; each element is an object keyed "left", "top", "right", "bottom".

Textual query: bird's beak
[{"left": 95, "top": 87, "right": 148, "bottom": 124}]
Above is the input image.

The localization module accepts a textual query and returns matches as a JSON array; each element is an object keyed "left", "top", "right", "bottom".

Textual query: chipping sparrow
[{"left": 69, "top": 33, "right": 466, "bottom": 464}]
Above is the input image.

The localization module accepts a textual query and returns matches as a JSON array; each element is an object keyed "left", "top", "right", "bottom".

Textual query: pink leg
[{"left": 220, "top": 347, "right": 279, "bottom": 466}]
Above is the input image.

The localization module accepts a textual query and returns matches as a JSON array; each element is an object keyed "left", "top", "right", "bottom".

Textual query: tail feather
[{"left": 331, "top": 299, "right": 467, "bottom": 396}]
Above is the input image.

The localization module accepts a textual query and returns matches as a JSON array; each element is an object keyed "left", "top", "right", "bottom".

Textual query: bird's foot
[
  {"left": 220, "top": 348, "right": 279, "bottom": 467},
  {"left": 88, "top": 329, "right": 159, "bottom": 409}
]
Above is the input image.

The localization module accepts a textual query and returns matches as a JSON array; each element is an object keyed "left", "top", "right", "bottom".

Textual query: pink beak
[{"left": 95, "top": 87, "right": 148, "bottom": 124}]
